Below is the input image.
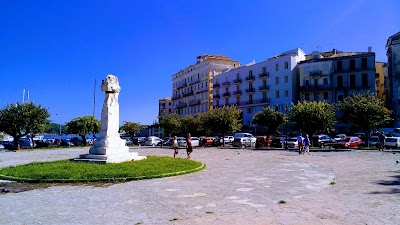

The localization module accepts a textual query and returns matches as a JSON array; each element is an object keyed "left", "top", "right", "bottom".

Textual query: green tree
[
  {"left": 180, "top": 115, "right": 201, "bottom": 136},
  {"left": 288, "top": 101, "right": 336, "bottom": 138},
  {"left": 251, "top": 106, "right": 285, "bottom": 142},
  {"left": 46, "top": 123, "right": 67, "bottom": 134},
  {"left": 160, "top": 114, "right": 181, "bottom": 136},
  {"left": 337, "top": 93, "right": 392, "bottom": 146},
  {"left": 119, "top": 122, "right": 146, "bottom": 140},
  {"left": 0, "top": 102, "right": 50, "bottom": 150},
  {"left": 65, "top": 116, "right": 100, "bottom": 145},
  {"left": 202, "top": 106, "right": 242, "bottom": 146}
]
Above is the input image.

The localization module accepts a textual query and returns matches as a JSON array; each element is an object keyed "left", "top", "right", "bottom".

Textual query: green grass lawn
[{"left": 0, "top": 156, "right": 204, "bottom": 183}]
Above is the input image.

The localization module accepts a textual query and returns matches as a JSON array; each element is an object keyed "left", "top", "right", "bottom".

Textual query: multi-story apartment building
[
  {"left": 375, "top": 62, "right": 386, "bottom": 104},
  {"left": 158, "top": 97, "right": 174, "bottom": 120},
  {"left": 213, "top": 48, "right": 306, "bottom": 126},
  {"left": 172, "top": 54, "right": 240, "bottom": 117},
  {"left": 386, "top": 32, "right": 400, "bottom": 126},
  {"left": 298, "top": 49, "right": 376, "bottom": 104}
]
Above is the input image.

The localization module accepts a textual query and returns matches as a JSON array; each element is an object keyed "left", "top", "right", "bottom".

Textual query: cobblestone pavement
[{"left": 0, "top": 147, "right": 399, "bottom": 225}]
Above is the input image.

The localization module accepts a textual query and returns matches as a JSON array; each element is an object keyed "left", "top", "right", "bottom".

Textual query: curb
[{"left": 0, "top": 162, "right": 206, "bottom": 183}]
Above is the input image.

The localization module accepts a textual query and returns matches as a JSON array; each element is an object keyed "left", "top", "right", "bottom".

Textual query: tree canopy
[
  {"left": 160, "top": 113, "right": 181, "bottom": 136},
  {"left": 251, "top": 106, "right": 285, "bottom": 137},
  {"left": 202, "top": 106, "right": 242, "bottom": 146},
  {"left": 119, "top": 121, "right": 146, "bottom": 139},
  {"left": 0, "top": 102, "right": 50, "bottom": 149},
  {"left": 65, "top": 116, "right": 100, "bottom": 145},
  {"left": 337, "top": 93, "right": 392, "bottom": 143},
  {"left": 288, "top": 101, "right": 336, "bottom": 137},
  {"left": 180, "top": 115, "right": 201, "bottom": 136}
]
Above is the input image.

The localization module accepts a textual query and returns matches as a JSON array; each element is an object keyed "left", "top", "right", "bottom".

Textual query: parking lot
[{"left": 0, "top": 147, "right": 399, "bottom": 224}]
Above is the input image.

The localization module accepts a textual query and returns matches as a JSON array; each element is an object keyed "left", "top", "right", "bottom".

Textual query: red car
[
  {"left": 200, "top": 137, "right": 215, "bottom": 147},
  {"left": 255, "top": 136, "right": 273, "bottom": 148},
  {"left": 333, "top": 136, "right": 362, "bottom": 149}
]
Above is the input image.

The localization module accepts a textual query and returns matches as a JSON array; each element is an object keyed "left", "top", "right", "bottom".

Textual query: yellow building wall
[{"left": 375, "top": 62, "right": 385, "bottom": 104}]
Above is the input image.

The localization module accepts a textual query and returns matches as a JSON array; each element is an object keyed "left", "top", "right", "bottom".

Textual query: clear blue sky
[{"left": 1, "top": 0, "right": 399, "bottom": 125}]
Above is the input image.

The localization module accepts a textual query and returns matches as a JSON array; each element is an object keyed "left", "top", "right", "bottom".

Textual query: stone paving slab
[{"left": 0, "top": 147, "right": 399, "bottom": 224}]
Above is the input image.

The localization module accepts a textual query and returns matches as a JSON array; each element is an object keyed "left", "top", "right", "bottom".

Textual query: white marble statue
[{"left": 78, "top": 74, "right": 146, "bottom": 163}]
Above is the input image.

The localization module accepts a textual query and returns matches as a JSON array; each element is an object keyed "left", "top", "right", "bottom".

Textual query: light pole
[
  {"left": 55, "top": 114, "right": 62, "bottom": 138},
  {"left": 284, "top": 103, "right": 288, "bottom": 150}
]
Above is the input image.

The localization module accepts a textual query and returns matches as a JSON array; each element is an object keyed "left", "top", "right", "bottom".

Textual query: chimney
[{"left": 368, "top": 46, "right": 372, "bottom": 52}]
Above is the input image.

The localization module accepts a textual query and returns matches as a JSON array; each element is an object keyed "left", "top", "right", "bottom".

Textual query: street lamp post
[{"left": 284, "top": 103, "right": 288, "bottom": 150}]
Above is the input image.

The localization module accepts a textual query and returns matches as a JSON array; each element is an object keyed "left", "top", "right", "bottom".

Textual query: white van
[
  {"left": 145, "top": 136, "right": 162, "bottom": 146},
  {"left": 384, "top": 137, "right": 400, "bottom": 149}
]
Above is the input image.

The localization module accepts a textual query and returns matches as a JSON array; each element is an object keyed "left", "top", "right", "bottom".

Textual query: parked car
[
  {"left": 220, "top": 136, "right": 234, "bottom": 144},
  {"left": 334, "top": 134, "right": 347, "bottom": 141},
  {"left": 286, "top": 137, "right": 299, "bottom": 148},
  {"left": 145, "top": 136, "right": 162, "bottom": 146},
  {"left": 361, "top": 136, "right": 381, "bottom": 147},
  {"left": 124, "top": 138, "right": 133, "bottom": 146},
  {"left": 384, "top": 137, "right": 400, "bottom": 149},
  {"left": 0, "top": 141, "right": 14, "bottom": 150},
  {"left": 333, "top": 136, "right": 362, "bottom": 149},
  {"left": 133, "top": 137, "right": 146, "bottom": 145},
  {"left": 312, "top": 135, "right": 335, "bottom": 147},
  {"left": 18, "top": 139, "right": 34, "bottom": 149},
  {"left": 200, "top": 137, "right": 215, "bottom": 147},
  {"left": 70, "top": 137, "right": 83, "bottom": 146},
  {"left": 255, "top": 136, "right": 272, "bottom": 148},
  {"left": 177, "top": 137, "right": 187, "bottom": 147},
  {"left": 0, "top": 144, "right": 4, "bottom": 150},
  {"left": 270, "top": 136, "right": 287, "bottom": 148},
  {"left": 60, "top": 139, "right": 74, "bottom": 147},
  {"left": 191, "top": 137, "right": 200, "bottom": 148},
  {"left": 232, "top": 133, "right": 257, "bottom": 148}
]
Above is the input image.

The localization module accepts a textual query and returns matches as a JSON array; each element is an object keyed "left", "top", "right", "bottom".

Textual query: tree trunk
[
  {"left": 80, "top": 135, "right": 87, "bottom": 146},
  {"left": 13, "top": 137, "right": 21, "bottom": 150}
]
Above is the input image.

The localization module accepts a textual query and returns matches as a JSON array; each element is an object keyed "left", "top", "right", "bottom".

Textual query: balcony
[
  {"left": 245, "top": 75, "right": 255, "bottom": 81},
  {"left": 233, "top": 78, "right": 242, "bottom": 84},
  {"left": 223, "top": 92, "right": 231, "bottom": 97},
  {"left": 213, "top": 83, "right": 220, "bottom": 88},
  {"left": 300, "top": 84, "right": 331, "bottom": 91},
  {"left": 259, "top": 72, "right": 269, "bottom": 79},
  {"left": 171, "top": 94, "right": 181, "bottom": 100},
  {"left": 176, "top": 82, "right": 188, "bottom": 89},
  {"left": 238, "top": 98, "right": 270, "bottom": 106},
  {"left": 183, "top": 90, "right": 194, "bottom": 97},
  {"left": 195, "top": 86, "right": 208, "bottom": 94},
  {"left": 188, "top": 79, "right": 200, "bottom": 85},
  {"left": 245, "top": 87, "right": 255, "bottom": 93},
  {"left": 213, "top": 94, "right": 221, "bottom": 99},
  {"left": 233, "top": 90, "right": 242, "bottom": 95},
  {"left": 255, "top": 98, "right": 270, "bottom": 104},
  {"left": 258, "top": 85, "right": 270, "bottom": 92},
  {"left": 189, "top": 99, "right": 201, "bottom": 106},
  {"left": 222, "top": 81, "right": 231, "bottom": 86},
  {"left": 176, "top": 102, "right": 187, "bottom": 108}
]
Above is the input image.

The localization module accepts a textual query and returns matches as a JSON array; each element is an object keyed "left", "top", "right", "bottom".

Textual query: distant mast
[
  {"left": 93, "top": 79, "right": 96, "bottom": 117},
  {"left": 22, "top": 89, "right": 25, "bottom": 103}
]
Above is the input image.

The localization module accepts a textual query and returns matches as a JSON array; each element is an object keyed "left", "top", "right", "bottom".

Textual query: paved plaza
[{"left": 0, "top": 147, "right": 399, "bottom": 224}]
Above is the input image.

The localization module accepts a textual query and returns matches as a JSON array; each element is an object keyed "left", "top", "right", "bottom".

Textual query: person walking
[
  {"left": 186, "top": 133, "right": 193, "bottom": 159},
  {"left": 303, "top": 134, "right": 310, "bottom": 155},
  {"left": 378, "top": 132, "right": 385, "bottom": 151},
  {"left": 172, "top": 136, "right": 178, "bottom": 157},
  {"left": 297, "top": 133, "right": 303, "bottom": 154}
]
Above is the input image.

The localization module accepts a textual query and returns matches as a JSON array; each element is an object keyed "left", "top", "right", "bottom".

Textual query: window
[
  {"left": 249, "top": 70, "right": 253, "bottom": 76},
  {"left": 225, "top": 98, "right": 229, "bottom": 105},
  {"left": 361, "top": 58, "right": 367, "bottom": 69},
  {"left": 285, "top": 62, "right": 289, "bottom": 69},
  {"left": 323, "top": 78, "right": 328, "bottom": 85},
  {"left": 305, "top": 93, "right": 310, "bottom": 101},
  {"left": 276, "top": 77, "right": 279, "bottom": 85},
  {"left": 349, "top": 59, "right": 355, "bottom": 70},
  {"left": 350, "top": 74, "right": 356, "bottom": 88},
  {"left": 216, "top": 100, "right": 219, "bottom": 106},
  {"left": 276, "top": 90, "right": 280, "bottom": 98},
  {"left": 324, "top": 92, "right": 329, "bottom": 100},
  {"left": 305, "top": 80, "right": 310, "bottom": 86},
  {"left": 169, "top": 109, "right": 171, "bottom": 113},
  {"left": 275, "top": 63, "right": 279, "bottom": 71},
  {"left": 337, "top": 76, "right": 343, "bottom": 88},
  {"left": 169, "top": 102, "right": 171, "bottom": 106},
  {"left": 247, "top": 108, "right": 253, "bottom": 114},
  {"left": 262, "top": 67, "right": 267, "bottom": 73},
  {"left": 285, "top": 90, "right": 289, "bottom": 97},
  {"left": 263, "top": 80, "right": 267, "bottom": 86},
  {"left": 338, "top": 95, "right": 344, "bottom": 101},
  {"left": 362, "top": 73, "right": 368, "bottom": 87},
  {"left": 262, "top": 92, "right": 267, "bottom": 101},
  {"left": 337, "top": 61, "right": 342, "bottom": 71},
  {"left": 236, "top": 97, "right": 240, "bottom": 104},
  {"left": 236, "top": 73, "right": 240, "bottom": 79},
  {"left": 285, "top": 76, "right": 288, "bottom": 83},
  {"left": 249, "top": 95, "right": 253, "bottom": 104}
]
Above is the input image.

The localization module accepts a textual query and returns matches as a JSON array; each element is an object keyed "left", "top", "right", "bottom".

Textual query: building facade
[
  {"left": 158, "top": 97, "right": 174, "bottom": 120},
  {"left": 172, "top": 54, "right": 240, "bottom": 117},
  {"left": 386, "top": 32, "right": 400, "bottom": 126},
  {"left": 375, "top": 62, "right": 386, "bottom": 104},
  {"left": 298, "top": 49, "right": 376, "bottom": 104},
  {"left": 213, "top": 48, "right": 306, "bottom": 126}
]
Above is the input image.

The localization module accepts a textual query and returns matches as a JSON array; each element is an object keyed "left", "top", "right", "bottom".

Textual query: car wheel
[
  {"left": 241, "top": 144, "right": 246, "bottom": 149},
  {"left": 152, "top": 143, "right": 155, "bottom": 147}
]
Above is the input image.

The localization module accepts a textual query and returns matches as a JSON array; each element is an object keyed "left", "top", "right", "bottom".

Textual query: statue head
[{"left": 101, "top": 74, "right": 121, "bottom": 93}]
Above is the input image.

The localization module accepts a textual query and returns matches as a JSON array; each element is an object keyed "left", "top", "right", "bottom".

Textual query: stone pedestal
[{"left": 76, "top": 74, "right": 146, "bottom": 163}]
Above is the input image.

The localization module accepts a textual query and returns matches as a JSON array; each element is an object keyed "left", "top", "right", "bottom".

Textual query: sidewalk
[{"left": 0, "top": 148, "right": 399, "bottom": 224}]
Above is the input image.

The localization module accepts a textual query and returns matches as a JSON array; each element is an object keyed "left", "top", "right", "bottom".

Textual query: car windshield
[
  {"left": 369, "top": 137, "right": 378, "bottom": 142},
  {"left": 386, "top": 138, "right": 398, "bottom": 142},
  {"left": 343, "top": 138, "right": 351, "bottom": 142}
]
